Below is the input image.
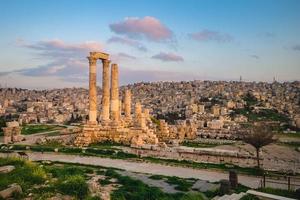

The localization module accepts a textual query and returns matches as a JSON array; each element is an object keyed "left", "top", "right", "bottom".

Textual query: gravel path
[{"left": 26, "top": 152, "right": 261, "bottom": 188}]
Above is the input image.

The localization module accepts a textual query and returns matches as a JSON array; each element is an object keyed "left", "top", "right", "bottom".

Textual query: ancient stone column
[
  {"left": 124, "top": 89, "right": 132, "bottom": 120},
  {"left": 110, "top": 63, "right": 119, "bottom": 122},
  {"left": 144, "top": 108, "right": 150, "bottom": 122},
  {"left": 140, "top": 111, "right": 146, "bottom": 129},
  {"left": 101, "top": 59, "right": 110, "bottom": 122},
  {"left": 135, "top": 102, "right": 142, "bottom": 127},
  {"left": 88, "top": 56, "right": 98, "bottom": 124},
  {"left": 119, "top": 100, "right": 122, "bottom": 117}
]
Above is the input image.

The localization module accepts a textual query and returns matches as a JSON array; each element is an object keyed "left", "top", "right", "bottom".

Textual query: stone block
[
  {"left": 0, "top": 165, "right": 15, "bottom": 173},
  {"left": 6, "top": 121, "right": 19, "bottom": 128},
  {"left": 0, "top": 183, "right": 22, "bottom": 199}
]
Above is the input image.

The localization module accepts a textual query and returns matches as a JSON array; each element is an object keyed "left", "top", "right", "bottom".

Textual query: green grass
[
  {"left": 149, "top": 174, "right": 166, "bottom": 180},
  {"left": 99, "top": 177, "right": 112, "bottom": 185},
  {"left": 165, "top": 176, "right": 194, "bottom": 191},
  {"left": 106, "top": 169, "right": 189, "bottom": 200},
  {"left": 277, "top": 132, "right": 300, "bottom": 139},
  {"left": 240, "top": 194, "right": 259, "bottom": 200},
  {"left": 0, "top": 157, "right": 97, "bottom": 199},
  {"left": 278, "top": 141, "right": 300, "bottom": 148},
  {"left": 234, "top": 108, "right": 289, "bottom": 123},
  {"left": 57, "top": 175, "right": 89, "bottom": 199},
  {"left": 21, "top": 124, "right": 64, "bottom": 135},
  {"left": 149, "top": 174, "right": 195, "bottom": 192},
  {"left": 181, "top": 141, "right": 218, "bottom": 148},
  {"left": 89, "top": 141, "right": 128, "bottom": 150},
  {"left": 0, "top": 157, "right": 47, "bottom": 191}
]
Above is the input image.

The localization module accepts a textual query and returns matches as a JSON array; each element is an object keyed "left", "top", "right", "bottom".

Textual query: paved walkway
[{"left": 26, "top": 152, "right": 261, "bottom": 188}]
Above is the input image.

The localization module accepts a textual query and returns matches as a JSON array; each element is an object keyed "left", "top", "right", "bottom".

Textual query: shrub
[{"left": 57, "top": 175, "right": 88, "bottom": 199}]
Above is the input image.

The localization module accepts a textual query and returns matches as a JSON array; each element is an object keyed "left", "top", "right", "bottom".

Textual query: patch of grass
[
  {"left": 278, "top": 141, "right": 300, "bottom": 147},
  {"left": 0, "top": 157, "right": 47, "bottom": 191},
  {"left": 166, "top": 176, "right": 194, "bottom": 192},
  {"left": 149, "top": 174, "right": 166, "bottom": 180},
  {"left": 90, "top": 141, "right": 127, "bottom": 149},
  {"left": 203, "top": 188, "right": 220, "bottom": 199},
  {"left": 258, "top": 187, "right": 299, "bottom": 199},
  {"left": 99, "top": 177, "right": 112, "bottom": 185},
  {"left": 240, "top": 194, "right": 259, "bottom": 200},
  {"left": 180, "top": 192, "right": 205, "bottom": 200},
  {"left": 46, "top": 131, "right": 61, "bottom": 136},
  {"left": 181, "top": 141, "right": 218, "bottom": 148},
  {"left": 277, "top": 132, "right": 300, "bottom": 138},
  {"left": 57, "top": 175, "right": 89, "bottom": 199},
  {"left": 21, "top": 124, "right": 63, "bottom": 135},
  {"left": 107, "top": 169, "right": 186, "bottom": 200},
  {"left": 234, "top": 108, "right": 289, "bottom": 123},
  {"left": 46, "top": 165, "right": 86, "bottom": 179}
]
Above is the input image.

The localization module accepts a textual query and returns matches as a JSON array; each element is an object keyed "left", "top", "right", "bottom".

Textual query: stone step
[
  {"left": 217, "top": 194, "right": 229, "bottom": 200},
  {"left": 214, "top": 192, "right": 246, "bottom": 200},
  {"left": 247, "top": 190, "right": 297, "bottom": 200}
]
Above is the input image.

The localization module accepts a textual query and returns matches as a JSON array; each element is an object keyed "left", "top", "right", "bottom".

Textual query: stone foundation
[
  {"left": 2, "top": 121, "right": 23, "bottom": 144},
  {"left": 74, "top": 123, "right": 158, "bottom": 147}
]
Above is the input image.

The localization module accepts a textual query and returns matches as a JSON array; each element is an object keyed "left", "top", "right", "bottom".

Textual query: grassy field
[
  {"left": 0, "top": 157, "right": 207, "bottom": 200},
  {"left": 21, "top": 124, "right": 65, "bottom": 135}
]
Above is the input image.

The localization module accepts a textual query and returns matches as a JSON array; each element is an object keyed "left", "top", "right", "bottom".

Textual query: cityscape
[{"left": 0, "top": 0, "right": 300, "bottom": 200}]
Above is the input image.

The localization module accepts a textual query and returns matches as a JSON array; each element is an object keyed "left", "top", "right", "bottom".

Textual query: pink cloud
[
  {"left": 107, "top": 36, "right": 147, "bottom": 51},
  {"left": 151, "top": 52, "right": 184, "bottom": 62},
  {"left": 189, "top": 30, "right": 233, "bottom": 43},
  {"left": 21, "top": 39, "right": 103, "bottom": 59},
  {"left": 109, "top": 16, "right": 173, "bottom": 42}
]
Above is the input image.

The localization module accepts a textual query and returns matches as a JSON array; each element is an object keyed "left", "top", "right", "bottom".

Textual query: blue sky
[{"left": 0, "top": 0, "right": 299, "bottom": 88}]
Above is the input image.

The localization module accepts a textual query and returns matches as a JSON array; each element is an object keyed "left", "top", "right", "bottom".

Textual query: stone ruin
[
  {"left": 2, "top": 121, "right": 23, "bottom": 144},
  {"left": 74, "top": 52, "right": 159, "bottom": 147},
  {"left": 156, "top": 119, "right": 197, "bottom": 142}
]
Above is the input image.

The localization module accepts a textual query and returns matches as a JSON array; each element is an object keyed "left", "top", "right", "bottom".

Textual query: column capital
[
  {"left": 87, "top": 56, "right": 97, "bottom": 65},
  {"left": 102, "top": 59, "right": 111, "bottom": 65}
]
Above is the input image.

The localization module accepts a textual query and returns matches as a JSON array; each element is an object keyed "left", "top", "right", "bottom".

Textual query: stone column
[
  {"left": 101, "top": 59, "right": 110, "bottom": 122},
  {"left": 124, "top": 89, "right": 132, "bottom": 120},
  {"left": 144, "top": 108, "right": 150, "bottom": 122},
  {"left": 119, "top": 100, "right": 122, "bottom": 117},
  {"left": 135, "top": 102, "right": 142, "bottom": 127},
  {"left": 88, "top": 56, "right": 97, "bottom": 124},
  {"left": 110, "top": 63, "right": 119, "bottom": 122}
]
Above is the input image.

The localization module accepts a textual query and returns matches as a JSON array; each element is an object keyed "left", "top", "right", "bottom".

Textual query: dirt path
[{"left": 25, "top": 152, "right": 262, "bottom": 189}]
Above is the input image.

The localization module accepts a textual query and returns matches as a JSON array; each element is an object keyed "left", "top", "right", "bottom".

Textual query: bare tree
[{"left": 241, "top": 123, "right": 277, "bottom": 169}]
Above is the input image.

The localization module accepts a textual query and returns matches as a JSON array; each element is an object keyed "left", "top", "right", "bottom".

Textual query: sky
[{"left": 0, "top": 0, "right": 299, "bottom": 89}]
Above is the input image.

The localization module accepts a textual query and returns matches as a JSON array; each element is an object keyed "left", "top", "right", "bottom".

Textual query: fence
[{"left": 261, "top": 174, "right": 300, "bottom": 191}]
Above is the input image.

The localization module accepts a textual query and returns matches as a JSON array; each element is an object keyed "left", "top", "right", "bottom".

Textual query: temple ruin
[{"left": 74, "top": 52, "right": 159, "bottom": 147}]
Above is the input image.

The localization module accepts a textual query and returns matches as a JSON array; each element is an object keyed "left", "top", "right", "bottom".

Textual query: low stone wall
[{"left": 123, "top": 146, "right": 258, "bottom": 168}]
